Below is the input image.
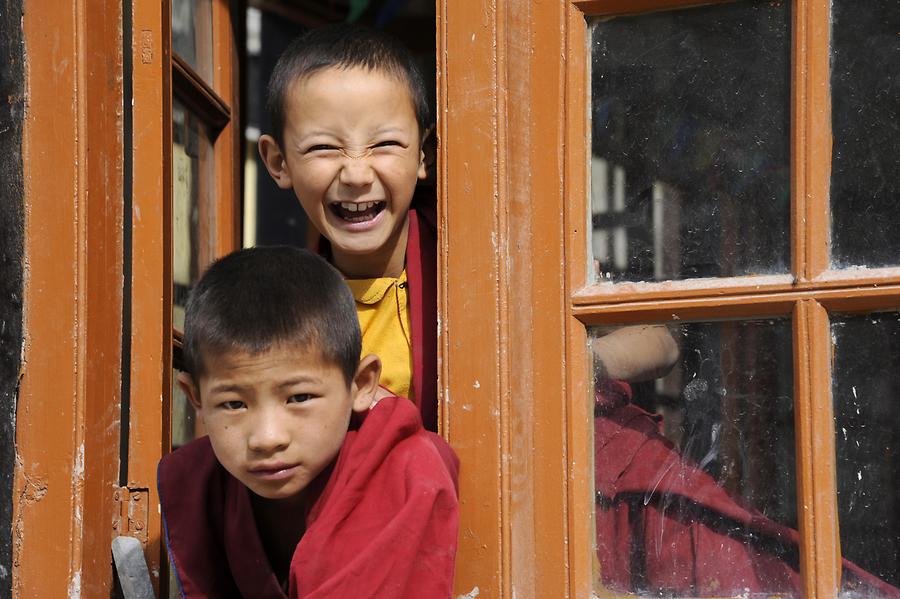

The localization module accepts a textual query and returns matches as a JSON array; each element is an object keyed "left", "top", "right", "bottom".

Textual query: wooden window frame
[
  {"left": 16, "top": 0, "right": 125, "bottom": 595},
  {"left": 443, "top": 0, "right": 900, "bottom": 597},
  {"left": 130, "top": 0, "right": 240, "bottom": 591}
]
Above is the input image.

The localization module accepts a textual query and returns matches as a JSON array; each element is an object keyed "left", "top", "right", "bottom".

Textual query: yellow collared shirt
[{"left": 346, "top": 270, "right": 414, "bottom": 401}]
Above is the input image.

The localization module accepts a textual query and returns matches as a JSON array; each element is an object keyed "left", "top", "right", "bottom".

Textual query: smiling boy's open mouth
[{"left": 330, "top": 201, "right": 386, "bottom": 223}]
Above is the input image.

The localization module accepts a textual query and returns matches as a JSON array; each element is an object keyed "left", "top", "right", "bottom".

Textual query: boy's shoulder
[
  {"left": 158, "top": 435, "right": 222, "bottom": 499},
  {"left": 292, "top": 396, "right": 459, "bottom": 597},
  {"left": 337, "top": 395, "right": 458, "bottom": 490}
]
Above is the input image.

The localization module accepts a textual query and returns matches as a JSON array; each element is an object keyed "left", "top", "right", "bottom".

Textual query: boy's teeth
[{"left": 339, "top": 201, "right": 377, "bottom": 212}]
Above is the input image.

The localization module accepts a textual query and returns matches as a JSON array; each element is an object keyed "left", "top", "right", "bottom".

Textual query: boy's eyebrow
[
  {"left": 294, "top": 126, "right": 410, "bottom": 143},
  {"left": 206, "top": 375, "right": 323, "bottom": 395},
  {"left": 373, "top": 126, "right": 407, "bottom": 135},
  {"left": 207, "top": 382, "right": 246, "bottom": 395},
  {"left": 296, "top": 129, "right": 338, "bottom": 139},
  {"left": 277, "top": 375, "right": 323, "bottom": 388}
]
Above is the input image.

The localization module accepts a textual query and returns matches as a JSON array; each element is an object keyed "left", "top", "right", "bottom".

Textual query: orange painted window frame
[
  {"left": 16, "top": 0, "right": 126, "bottom": 595},
  {"left": 443, "top": 0, "right": 900, "bottom": 597},
  {"left": 130, "top": 0, "right": 240, "bottom": 593}
]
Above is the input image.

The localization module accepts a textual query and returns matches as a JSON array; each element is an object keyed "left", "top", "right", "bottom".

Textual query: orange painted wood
[
  {"left": 794, "top": 300, "right": 841, "bottom": 597},
  {"left": 796, "top": 0, "right": 833, "bottom": 280},
  {"left": 504, "top": 0, "right": 573, "bottom": 596},
  {"left": 17, "top": 4, "right": 86, "bottom": 595},
  {"left": 439, "top": 0, "right": 505, "bottom": 595},
  {"left": 130, "top": 0, "right": 172, "bottom": 589},
  {"left": 573, "top": 275, "right": 797, "bottom": 305},
  {"left": 791, "top": 0, "right": 809, "bottom": 280},
  {"left": 571, "top": 284, "right": 900, "bottom": 326},
  {"left": 568, "top": 272, "right": 900, "bottom": 312},
  {"left": 564, "top": 3, "right": 596, "bottom": 596},
  {"left": 212, "top": 0, "right": 240, "bottom": 256},
  {"left": 81, "top": 0, "right": 126, "bottom": 594},
  {"left": 221, "top": 0, "right": 242, "bottom": 254},
  {"left": 525, "top": 2, "right": 575, "bottom": 596},
  {"left": 575, "top": 0, "right": 731, "bottom": 18},
  {"left": 16, "top": 1, "right": 124, "bottom": 595}
]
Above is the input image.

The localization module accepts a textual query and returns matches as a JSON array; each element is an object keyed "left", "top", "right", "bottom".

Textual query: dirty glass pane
[
  {"left": 590, "top": 320, "right": 798, "bottom": 597},
  {"left": 588, "top": 1, "right": 790, "bottom": 283},
  {"left": 832, "top": 313, "right": 900, "bottom": 592},
  {"left": 830, "top": 1, "right": 900, "bottom": 269},
  {"left": 172, "top": 99, "right": 216, "bottom": 332},
  {"left": 172, "top": 0, "right": 214, "bottom": 82}
]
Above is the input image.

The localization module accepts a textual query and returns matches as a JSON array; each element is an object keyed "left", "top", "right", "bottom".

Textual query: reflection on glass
[
  {"left": 173, "top": 99, "right": 215, "bottom": 331},
  {"left": 830, "top": 1, "right": 900, "bottom": 269},
  {"left": 832, "top": 313, "right": 900, "bottom": 591},
  {"left": 172, "top": 0, "right": 214, "bottom": 81},
  {"left": 172, "top": 100, "right": 214, "bottom": 446},
  {"left": 588, "top": 1, "right": 791, "bottom": 283},
  {"left": 591, "top": 320, "right": 798, "bottom": 596}
]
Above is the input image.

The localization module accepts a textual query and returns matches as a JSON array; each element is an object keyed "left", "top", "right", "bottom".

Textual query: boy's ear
[
  {"left": 350, "top": 354, "right": 382, "bottom": 413},
  {"left": 176, "top": 372, "right": 202, "bottom": 412},
  {"left": 417, "top": 148, "right": 427, "bottom": 181},
  {"left": 418, "top": 125, "right": 434, "bottom": 181},
  {"left": 258, "top": 134, "right": 293, "bottom": 190}
]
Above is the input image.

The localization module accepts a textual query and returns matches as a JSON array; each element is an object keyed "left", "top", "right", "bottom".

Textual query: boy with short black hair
[
  {"left": 257, "top": 25, "right": 440, "bottom": 431},
  {"left": 158, "top": 246, "right": 459, "bottom": 598}
]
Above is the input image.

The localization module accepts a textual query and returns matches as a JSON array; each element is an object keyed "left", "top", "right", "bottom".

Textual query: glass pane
[
  {"left": 172, "top": 0, "right": 214, "bottom": 82},
  {"left": 832, "top": 313, "right": 900, "bottom": 592},
  {"left": 588, "top": 1, "right": 791, "bottom": 283},
  {"left": 591, "top": 320, "right": 798, "bottom": 596},
  {"left": 173, "top": 99, "right": 216, "bottom": 331},
  {"left": 829, "top": 1, "right": 900, "bottom": 269}
]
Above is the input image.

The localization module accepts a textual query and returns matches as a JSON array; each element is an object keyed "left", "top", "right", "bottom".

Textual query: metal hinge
[{"left": 112, "top": 487, "right": 150, "bottom": 546}]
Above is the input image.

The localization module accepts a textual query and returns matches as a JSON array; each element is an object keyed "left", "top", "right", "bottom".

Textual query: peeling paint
[
  {"left": 20, "top": 472, "right": 48, "bottom": 504},
  {"left": 67, "top": 569, "right": 80, "bottom": 598},
  {"left": 72, "top": 443, "right": 84, "bottom": 479},
  {"left": 457, "top": 586, "right": 480, "bottom": 599}
]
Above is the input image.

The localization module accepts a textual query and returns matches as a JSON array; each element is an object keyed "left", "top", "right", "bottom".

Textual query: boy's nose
[
  {"left": 247, "top": 410, "right": 290, "bottom": 453},
  {"left": 338, "top": 158, "right": 375, "bottom": 187}
]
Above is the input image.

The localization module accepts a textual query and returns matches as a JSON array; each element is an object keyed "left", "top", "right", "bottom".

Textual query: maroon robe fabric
[
  {"left": 317, "top": 198, "right": 438, "bottom": 432},
  {"left": 158, "top": 396, "right": 459, "bottom": 598},
  {"left": 595, "top": 379, "right": 900, "bottom": 597}
]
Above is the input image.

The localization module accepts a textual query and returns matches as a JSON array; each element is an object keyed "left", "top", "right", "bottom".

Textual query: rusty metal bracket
[{"left": 112, "top": 487, "right": 150, "bottom": 546}]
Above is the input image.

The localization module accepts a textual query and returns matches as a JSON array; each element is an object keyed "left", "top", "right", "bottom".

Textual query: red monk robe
[
  {"left": 595, "top": 379, "right": 900, "bottom": 597},
  {"left": 158, "top": 396, "right": 459, "bottom": 599}
]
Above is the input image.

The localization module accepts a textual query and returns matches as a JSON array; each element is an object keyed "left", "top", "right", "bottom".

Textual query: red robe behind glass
[
  {"left": 595, "top": 379, "right": 900, "bottom": 597},
  {"left": 158, "top": 396, "right": 459, "bottom": 599}
]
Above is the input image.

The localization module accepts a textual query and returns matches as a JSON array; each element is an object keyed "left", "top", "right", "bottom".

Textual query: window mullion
[
  {"left": 794, "top": 299, "right": 841, "bottom": 597},
  {"left": 793, "top": 0, "right": 832, "bottom": 281}
]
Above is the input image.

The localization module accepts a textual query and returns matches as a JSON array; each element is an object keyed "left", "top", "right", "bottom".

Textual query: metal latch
[{"left": 112, "top": 487, "right": 150, "bottom": 546}]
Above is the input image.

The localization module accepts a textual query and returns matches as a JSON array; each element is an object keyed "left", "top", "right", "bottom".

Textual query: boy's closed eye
[{"left": 305, "top": 144, "right": 341, "bottom": 154}]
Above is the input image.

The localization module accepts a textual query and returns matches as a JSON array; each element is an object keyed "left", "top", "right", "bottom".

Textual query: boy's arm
[{"left": 592, "top": 325, "right": 679, "bottom": 383}]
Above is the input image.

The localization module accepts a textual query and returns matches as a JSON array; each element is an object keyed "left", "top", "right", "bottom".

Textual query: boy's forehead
[
  {"left": 197, "top": 342, "right": 338, "bottom": 382},
  {"left": 285, "top": 66, "right": 416, "bottom": 117}
]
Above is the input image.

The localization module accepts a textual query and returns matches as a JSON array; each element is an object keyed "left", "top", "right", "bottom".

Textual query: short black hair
[
  {"left": 182, "top": 246, "right": 361, "bottom": 386},
  {"left": 266, "top": 24, "right": 431, "bottom": 148}
]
